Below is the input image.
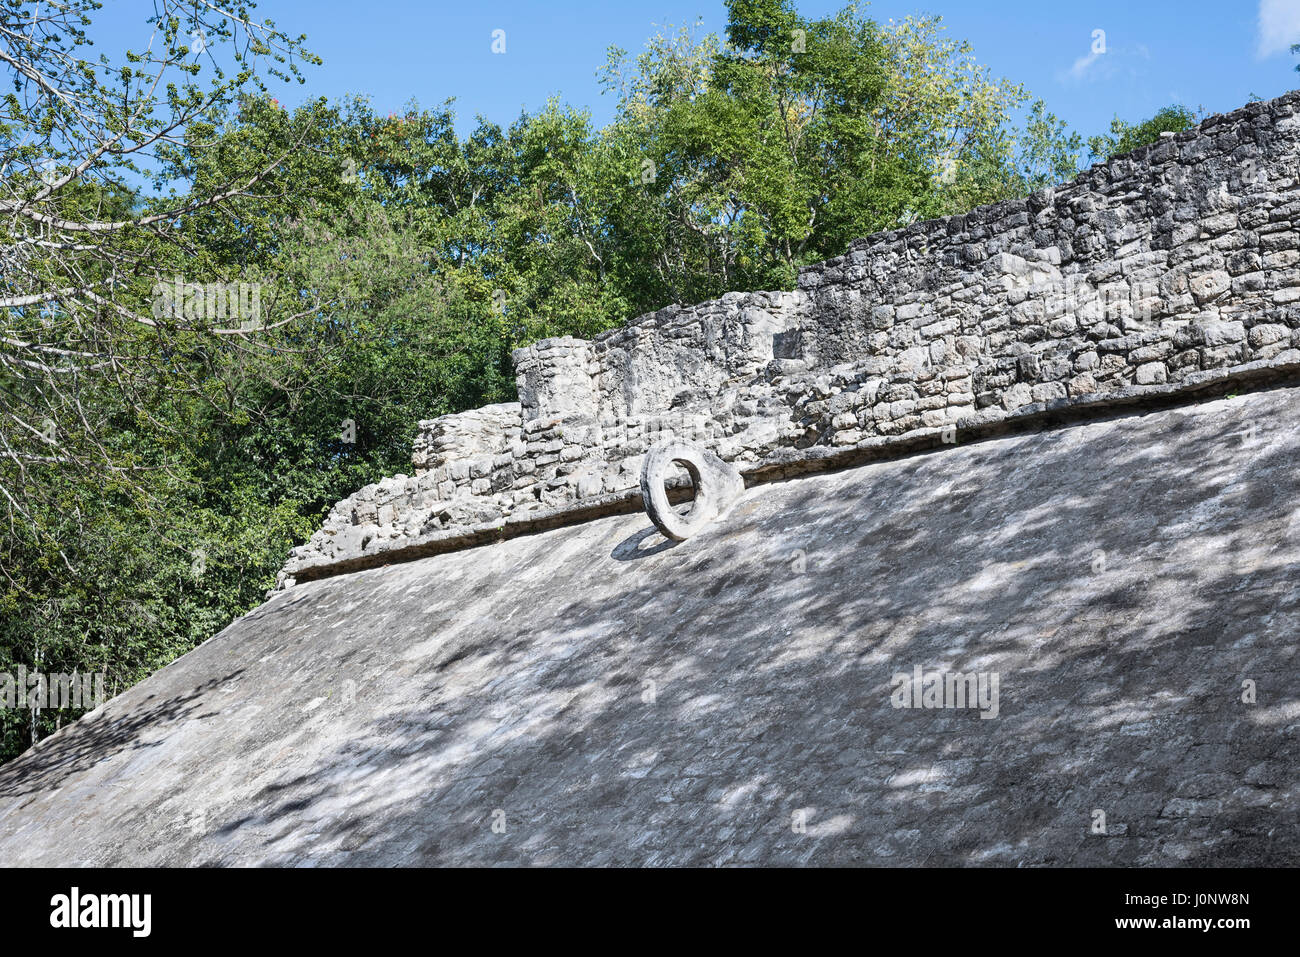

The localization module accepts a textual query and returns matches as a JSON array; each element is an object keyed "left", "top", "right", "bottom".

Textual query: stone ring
[{"left": 639, "top": 441, "right": 745, "bottom": 541}]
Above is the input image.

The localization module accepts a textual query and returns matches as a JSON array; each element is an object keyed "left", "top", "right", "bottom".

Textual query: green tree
[
  {"left": 597, "top": 2, "right": 1084, "bottom": 301},
  {"left": 1086, "top": 105, "right": 1198, "bottom": 163},
  {"left": 0, "top": 0, "right": 321, "bottom": 755}
]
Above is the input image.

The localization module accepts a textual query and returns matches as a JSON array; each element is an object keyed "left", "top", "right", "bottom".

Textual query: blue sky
[{"left": 92, "top": 0, "right": 1300, "bottom": 142}]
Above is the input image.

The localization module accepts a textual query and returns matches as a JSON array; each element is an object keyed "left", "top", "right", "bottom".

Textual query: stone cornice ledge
[{"left": 276, "top": 355, "right": 1300, "bottom": 589}]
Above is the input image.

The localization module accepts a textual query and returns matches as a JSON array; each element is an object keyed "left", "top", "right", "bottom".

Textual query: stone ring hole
[{"left": 640, "top": 441, "right": 745, "bottom": 541}]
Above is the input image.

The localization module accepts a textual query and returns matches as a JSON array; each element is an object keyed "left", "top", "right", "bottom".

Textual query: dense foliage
[{"left": 1086, "top": 105, "right": 1197, "bottom": 162}]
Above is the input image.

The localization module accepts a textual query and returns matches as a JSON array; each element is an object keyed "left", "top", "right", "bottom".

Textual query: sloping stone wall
[
  {"left": 278, "top": 91, "right": 1300, "bottom": 588},
  {"left": 7, "top": 384, "right": 1299, "bottom": 866}
]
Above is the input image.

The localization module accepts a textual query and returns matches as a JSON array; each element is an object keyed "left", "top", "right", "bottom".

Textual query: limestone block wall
[{"left": 278, "top": 90, "right": 1300, "bottom": 588}]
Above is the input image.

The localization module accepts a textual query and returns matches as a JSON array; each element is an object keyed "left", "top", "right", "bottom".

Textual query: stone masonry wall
[{"left": 278, "top": 91, "right": 1300, "bottom": 588}]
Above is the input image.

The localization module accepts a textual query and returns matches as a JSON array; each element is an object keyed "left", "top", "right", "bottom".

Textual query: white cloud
[
  {"left": 1257, "top": 0, "right": 1300, "bottom": 59},
  {"left": 1067, "top": 49, "right": 1103, "bottom": 81},
  {"left": 1058, "top": 30, "right": 1148, "bottom": 85}
]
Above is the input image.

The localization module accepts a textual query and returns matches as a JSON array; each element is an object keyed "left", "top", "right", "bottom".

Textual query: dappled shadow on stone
[
  {"left": 204, "top": 390, "right": 1300, "bottom": 866},
  {"left": 1, "top": 388, "right": 1298, "bottom": 865},
  {"left": 0, "top": 669, "right": 244, "bottom": 801}
]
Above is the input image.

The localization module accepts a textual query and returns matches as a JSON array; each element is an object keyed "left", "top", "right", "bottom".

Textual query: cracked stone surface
[{"left": 0, "top": 385, "right": 1296, "bottom": 866}]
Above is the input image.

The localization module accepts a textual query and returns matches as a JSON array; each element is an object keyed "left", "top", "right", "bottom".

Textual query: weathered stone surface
[
  {"left": 0, "top": 385, "right": 1296, "bottom": 866},
  {"left": 279, "top": 90, "right": 1300, "bottom": 588}
]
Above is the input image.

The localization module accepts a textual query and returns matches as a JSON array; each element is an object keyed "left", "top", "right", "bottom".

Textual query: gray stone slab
[{"left": 0, "top": 385, "right": 1296, "bottom": 865}]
